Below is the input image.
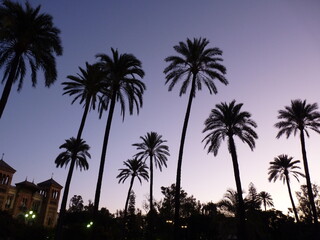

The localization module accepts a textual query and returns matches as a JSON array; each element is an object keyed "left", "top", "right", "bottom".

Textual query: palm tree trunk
[
  {"left": 124, "top": 176, "right": 135, "bottom": 219},
  {"left": 299, "top": 130, "right": 318, "bottom": 224},
  {"left": 228, "top": 136, "right": 246, "bottom": 240},
  {"left": 54, "top": 99, "right": 91, "bottom": 240},
  {"left": 285, "top": 174, "right": 299, "bottom": 222},
  {"left": 76, "top": 97, "right": 91, "bottom": 140},
  {"left": 54, "top": 157, "right": 76, "bottom": 240},
  {"left": 148, "top": 155, "right": 154, "bottom": 240},
  {"left": 174, "top": 75, "right": 196, "bottom": 240},
  {"left": 263, "top": 200, "right": 266, "bottom": 211},
  {"left": 93, "top": 91, "right": 116, "bottom": 223},
  {"left": 0, "top": 54, "right": 20, "bottom": 119}
]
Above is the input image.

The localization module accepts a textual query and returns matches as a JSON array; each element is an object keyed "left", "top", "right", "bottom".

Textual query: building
[{"left": 0, "top": 158, "right": 62, "bottom": 227}]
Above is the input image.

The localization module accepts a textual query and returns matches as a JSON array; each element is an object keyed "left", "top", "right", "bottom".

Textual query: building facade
[{"left": 0, "top": 159, "right": 62, "bottom": 227}]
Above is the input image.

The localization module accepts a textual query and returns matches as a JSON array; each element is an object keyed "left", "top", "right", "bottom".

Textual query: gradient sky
[{"left": 1, "top": 0, "right": 320, "bottom": 215}]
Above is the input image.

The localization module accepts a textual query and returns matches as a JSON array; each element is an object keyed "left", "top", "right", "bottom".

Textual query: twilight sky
[{"left": 1, "top": 0, "right": 320, "bottom": 215}]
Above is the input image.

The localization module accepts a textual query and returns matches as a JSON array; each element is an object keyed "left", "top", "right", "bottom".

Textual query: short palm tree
[
  {"left": 133, "top": 132, "right": 170, "bottom": 213},
  {"left": 0, "top": 0, "right": 62, "bottom": 118},
  {"left": 133, "top": 131, "right": 169, "bottom": 240},
  {"left": 93, "top": 48, "right": 145, "bottom": 220},
  {"left": 117, "top": 158, "right": 149, "bottom": 218},
  {"left": 62, "top": 62, "right": 105, "bottom": 139},
  {"left": 54, "top": 137, "right": 90, "bottom": 240},
  {"left": 257, "top": 191, "right": 274, "bottom": 211},
  {"left": 275, "top": 99, "right": 320, "bottom": 224},
  {"left": 268, "top": 154, "right": 304, "bottom": 222},
  {"left": 218, "top": 189, "right": 239, "bottom": 216},
  {"left": 202, "top": 100, "right": 258, "bottom": 240},
  {"left": 164, "top": 37, "right": 227, "bottom": 238}
]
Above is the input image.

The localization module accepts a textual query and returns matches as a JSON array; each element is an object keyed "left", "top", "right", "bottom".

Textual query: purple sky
[{"left": 1, "top": 0, "right": 320, "bottom": 215}]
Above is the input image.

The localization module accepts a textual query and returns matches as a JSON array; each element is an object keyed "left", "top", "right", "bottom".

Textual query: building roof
[
  {"left": 0, "top": 159, "right": 16, "bottom": 173},
  {"left": 38, "top": 178, "right": 63, "bottom": 189},
  {"left": 15, "top": 180, "right": 40, "bottom": 192}
]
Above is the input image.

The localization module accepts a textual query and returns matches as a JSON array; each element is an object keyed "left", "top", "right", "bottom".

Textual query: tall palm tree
[
  {"left": 93, "top": 48, "right": 145, "bottom": 221},
  {"left": 268, "top": 154, "right": 304, "bottom": 222},
  {"left": 0, "top": 0, "right": 62, "bottom": 118},
  {"left": 275, "top": 99, "right": 320, "bottom": 224},
  {"left": 54, "top": 137, "right": 90, "bottom": 240},
  {"left": 164, "top": 37, "right": 227, "bottom": 238},
  {"left": 62, "top": 62, "right": 105, "bottom": 139},
  {"left": 202, "top": 100, "right": 258, "bottom": 240},
  {"left": 257, "top": 191, "right": 274, "bottom": 211},
  {"left": 117, "top": 158, "right": 149, "bottom": 218},
  {"left": 133, "top": 132, "right": 170, "bottom": 213}
]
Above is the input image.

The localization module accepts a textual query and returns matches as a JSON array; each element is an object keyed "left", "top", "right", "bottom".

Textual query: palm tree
[
  {"left": 93, "top": 48, "right": 145, "bottom": 221},
  {"left": 218, "top": 189, "right": 239, "bottom": 216},
  {"left": 202, "top": 100, "right": 258, "bottom": 240},
  {"left": 133, "top": 132, "right": 170, "bottom": 213},
  {"left": 257, "top": 191, "right": 274, "bottom": 211},
  {"left": 275, "top": 99, "right": 320, "bottom": 224},
  {"left": 164, "top": 37, "right": 227, "bottom": 238},
  {"left": 268, "top": 154, "right": 304, "bottom": 222},
  {"left": 133, "top": 132, "right": 169, "bottom": 240},
  {"left": 62, "top": 62, "right": 105, "bottom": 139},
  {"left": 0, "top": 0, "right": 62, "bottom": 118},
  {"left": 54, "top": 137, "right": 90, "bottom": 240},
  {"left": 117, "top": 158, "right": 149, "bottom": 218}
]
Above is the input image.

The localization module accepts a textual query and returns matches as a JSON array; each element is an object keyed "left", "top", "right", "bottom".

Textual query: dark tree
[
  {"left": 116, "top": 158, "right": 149, "bottom": 218},
  {"left": 275, "top": 99, "right": 320, "bottom": 225},
  {"left": 202, "top": 100, "right": 258, "bottom": 240},
  {"left": 164, "top": 37, "right": 227, "bottom": 239},
  {"left": 54, "top": 137, "right": 90, "bottom": 240},
  {"left": 268, "top": 154, "right": 304, "bottom": 222},
  {"left": 0, "top": 0, "right": 62, "bottom": 118},
  {"left": 92, "top": 49, "right": 146, "bottom": 225}
]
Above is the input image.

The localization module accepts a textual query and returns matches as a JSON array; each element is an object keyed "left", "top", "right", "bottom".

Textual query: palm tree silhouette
[
  {"left": 133, "top": 132, "right": 170, "bottom": 214},
  {"left": 257, "top": 191, "right": 274, "bottom": 211},
  {"left": 117, "top": 158, "right": 149, "bottom": 218},
  {"left": 54, "top": 62, "right": 104, "bottom": 239},
  {"left": 202, "top": 100, "right": 257, "bottom": 240},
  {"left": 93, "top": 48, "right": 145, "bottom": 221},
  {"left": 275, "top": 99, "right": 320, "bottom": 224},
  {"left": 164, "top": 37, "right": 227, "bottom": 238},
  {"left": 0, "top": 0, "right": 62, "bottom": 118},
  {"left": 133, "top": 131, "right": 169, "bottom": 240},
  {"left": 268, "top": 154, "right": 304, "bottom": 222},
  {"left": 54, "top": 137, "right": 90, "bottom": 240},
  {"left": 218, "top": 189, "right": 239, "bottom": 216},
  {"left": 62, "top": 62, "right": 105, "bottom": 139}
]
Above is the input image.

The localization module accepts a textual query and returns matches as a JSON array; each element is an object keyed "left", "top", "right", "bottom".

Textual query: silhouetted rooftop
[
  {"left": 38, "top": 178, "right": 63, "bottom": 189},
  {"left": 0, "top": 159, "right": 16, "bottom": 173},
  {"left": 16, "top": 180, "right": 40, "bottom": 191}
]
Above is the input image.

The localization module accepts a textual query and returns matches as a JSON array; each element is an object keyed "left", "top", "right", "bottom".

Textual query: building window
[
  {"left": 52, "top": 190, "right": 58, "bottom": 199},
  {"left": 32, "top": 200, "right": 40, "bottom": 212},
  {"left": 5, "top": 195, "right": 13, "bottom": 209}
]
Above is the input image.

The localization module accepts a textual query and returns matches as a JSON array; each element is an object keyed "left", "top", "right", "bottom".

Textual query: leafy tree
[
  {"left": 296, "top": 184, "right": 320, "bottom": 223},
  {"left": 62, "top": 62, "right": 105, "bottom": 139},
  {"left": 0, "top": 0, "right": 62, "bottom": 118},
  {"left": 268, "top": 154, "right": 304, "bottom": 222},
  {"left": 275, "top": 99, "right": 320, "bottom": 224},
  {"left": 93, "top": 48, "right": 145, "bottom": 223},
  {"left": 68, "top": 195, "right": 84, "bottom": 213},
  {"left": 218, "top": 189, "right": 239, "bottom": 217},
  {"left": 202, "top": 100, "right": 258, "bottom": 240},
  {"left": 54, "top": 137, "right": 90, "bottom": 240},
  {"left": 258, "top": 191, "right": 274, "bottom": 211},
  {"left": 164, "top": 37, "right": 227, "bottom": 239},
  {"left": 246, "top": 182, "right": 261, "bottom": 211},
  {"left": 116, "top": 158, "right": 149, "bottom": 218}
]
